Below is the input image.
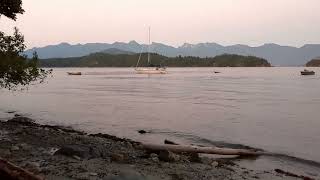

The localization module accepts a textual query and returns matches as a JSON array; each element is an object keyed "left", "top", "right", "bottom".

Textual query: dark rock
[
  {"left": 187, "top": 153, "right": 201, "bottom": 163},
  {"left": 54, "top": 145, "right": 92, "bottom": 159},
  {"left": 7, "top": 116, "right": 36, "bottom": 125},
  {"left": 158, "top": 150, "right": 180, "bottom": 162},
  {"left": 89, "top": 145, "right": 110, "bottom": 158},
  {"left": 164, "top": 139, "right": 179, "bottom": 145},
  {"left": 111, "top": 153, "right": 125, "bottom": 162},
  {"left": 170, "top": 173, "right": 184, "bottom": 180},
  {"left": 138, "top": 130, "right": 147, "bottom": 134}
]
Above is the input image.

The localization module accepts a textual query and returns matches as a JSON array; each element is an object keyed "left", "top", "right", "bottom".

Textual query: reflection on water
[{"left": 1, "top": 67, "right": 320, "bottom": 176}]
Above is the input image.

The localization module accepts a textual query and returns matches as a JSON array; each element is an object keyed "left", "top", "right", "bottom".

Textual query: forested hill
[
  {"left": 40, "top": 53, "right": 271, "bottom": 67},
  {"left": 306, "top": 57, "right": 320, "bottom": 67}
]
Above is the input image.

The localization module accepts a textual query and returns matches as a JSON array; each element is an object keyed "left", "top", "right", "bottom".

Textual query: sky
[{"left": 1, "top": 0, "right": 319, "bottom": 49}]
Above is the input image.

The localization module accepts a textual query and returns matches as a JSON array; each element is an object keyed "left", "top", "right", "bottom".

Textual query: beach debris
[
  {"left": 142, "top": 143, "right": 261, "bottom": 156},
  {"left": 274, "top": 169, "right": 315, "bottom": 180},
  {"left": 0, "top": 158, "right": 44, "bottom": 180}
]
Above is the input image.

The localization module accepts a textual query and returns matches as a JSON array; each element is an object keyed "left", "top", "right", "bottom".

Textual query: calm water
[{"left": 1, "top": 67, "right": 320, "bottom": 175}]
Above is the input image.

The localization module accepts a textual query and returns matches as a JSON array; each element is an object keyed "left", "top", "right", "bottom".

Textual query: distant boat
[
  {"left": 214, "top": 71, "right": 221, "bottom": 74},
  {"left": 67, "top": 72, "right": 82, "bottom": 75},
  {"left": 135, "top": 27, "right": 167, "bottom": 74},
  {"left": 301, "top": 69, "right": 315, "bottom": 75}
]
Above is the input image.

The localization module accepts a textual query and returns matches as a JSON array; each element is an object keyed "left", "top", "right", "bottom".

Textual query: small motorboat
[
  {"left": 67, "top": 72, "right": 82, "bottom": 75},
  {"left": 214, "top": 71, "right": 221, "bottom": 74},
  {"left": 301, "top": 69, "right": 315, "bottom": 75}
]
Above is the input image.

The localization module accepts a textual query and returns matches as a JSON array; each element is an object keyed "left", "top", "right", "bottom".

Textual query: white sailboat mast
[{"left": 147, "top": 27, "right": 151, "bottom": 65}]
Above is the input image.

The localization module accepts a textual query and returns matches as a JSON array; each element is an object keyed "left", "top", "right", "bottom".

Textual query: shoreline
[{"left": 0, "top": 115, "right": 310, "bottom": 180}]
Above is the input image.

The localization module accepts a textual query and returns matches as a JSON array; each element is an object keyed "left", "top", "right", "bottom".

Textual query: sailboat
[{"left": 135, "top": 27, "right": 167, "bottom": 74}]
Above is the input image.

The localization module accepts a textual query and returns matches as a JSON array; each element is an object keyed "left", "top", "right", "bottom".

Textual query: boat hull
[
  {"left": 301, "top": 70, "right": 315, "bottom": 76},
  {"left": 301, "top": 71, "right": 315, "bottom": 75},
  {"left": 135, "top": 68, "right": 167, "bottom": 74},
  {"left": 67, "top": 72, "right": 82, "bottom": 75}
]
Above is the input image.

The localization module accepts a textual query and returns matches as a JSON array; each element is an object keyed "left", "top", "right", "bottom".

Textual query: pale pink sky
[{"left": 1, "top": 0, "right": 319, "bottom": 48}]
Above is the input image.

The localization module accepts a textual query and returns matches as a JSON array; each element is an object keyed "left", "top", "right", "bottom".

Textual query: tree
[
  {"left": 0, "top": 0, "right": 24, "bottom": 20},
  {"left": 0, "top": 0, "right": 50, "bottom": 90}
]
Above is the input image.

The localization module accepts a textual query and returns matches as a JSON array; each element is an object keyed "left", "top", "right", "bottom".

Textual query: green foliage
[
  {"left": 306, "top": 58, "right": 320, "bottom": 67},
  {"left": 0, "top": 0, "right": 24, "bottom": 20},
  {"left": 0, "top": 28, "right": 51, "bottom": 90},
  {"left": 0, "top": 0, "right": 51, "bottom": 90},
  {"left": 41, "top": 53, "right": 271, "bottom": 68}
]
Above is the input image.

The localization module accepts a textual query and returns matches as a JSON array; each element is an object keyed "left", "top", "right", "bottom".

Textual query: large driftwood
[
  {"left": 142, "top": 143, "right": 263, "bottom": 156},
  {"left": 0, "top": 158, "right": 44, "bottom": 180}
]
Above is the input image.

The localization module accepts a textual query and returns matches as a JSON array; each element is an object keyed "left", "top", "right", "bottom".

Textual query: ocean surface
[{"left": 1, "top": 67, "right": 320, "bottom": 176}]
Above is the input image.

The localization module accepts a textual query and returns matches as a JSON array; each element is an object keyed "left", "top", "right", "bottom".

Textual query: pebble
[
  {"left": 19, "top": 143, "right": 31, "bottom": 151},
  {"left": 11, "top": 145, "right": 20, "bottom": 151},
  {"left": 89, "top": 172, "right": 98, "bottom": 176},
  {"left": 1, "top": 149, "right": 11, "bottom": 157},
  {"left": 111, "top": 153, "right": 125, "bottom": 162},
  {"left": 73, "top": 155, "right": 81, "bottom": 160},
  {"left": 25, "top": 162, "right": 41, "bottom": 173},
  {"left": 211, "top": 161, "right": 219, "bottom": 168},
  {"left": 150, "top": 154, "right": 159, "bottom": 162}
]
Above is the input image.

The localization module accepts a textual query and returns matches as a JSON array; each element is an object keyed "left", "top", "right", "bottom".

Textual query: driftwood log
[
  {"left": 142, "top": 143, "right": 263, "bottom": 156},
  {"left": 0, "top": 158, "right": 44, "bottom": 180},
  {"left": 275, "top": 169, "right": 314, "bottom": 180}
]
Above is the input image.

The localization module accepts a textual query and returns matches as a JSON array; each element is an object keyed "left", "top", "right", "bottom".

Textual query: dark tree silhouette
[
  {"left": 0, "top": 0, "right": 24, "bottom": 20},
  {"left": 0, "top": 0, "right": 50, "bottom": 90}
]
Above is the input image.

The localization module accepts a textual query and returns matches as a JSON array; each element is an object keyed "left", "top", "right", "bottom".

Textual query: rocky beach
[{"left": 0, "top": 114, "right": 308, "bottom": 180}]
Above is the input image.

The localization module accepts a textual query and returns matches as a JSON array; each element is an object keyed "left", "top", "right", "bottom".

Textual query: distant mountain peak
[
  {"left": 181, "top": 43, "right": 195, "bottom": 48},
  {"left": 58, "top": 42, "right": 71, "bottom": 46},
  {"left": 128, "top": 40, "right": 139, "bottom": 45}
]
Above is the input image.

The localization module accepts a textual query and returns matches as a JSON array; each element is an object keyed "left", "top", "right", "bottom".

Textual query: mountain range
[{"left": 25, "top": 41, "right": 320, "bottom": 66}]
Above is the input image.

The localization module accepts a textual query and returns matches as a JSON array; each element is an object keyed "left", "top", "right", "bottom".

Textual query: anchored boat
[
  {"left": 135, "top": 27, "right": 167, "bottom": 74},
  {"left": 301, "top": 69, "right": 315, "bottom": 75},
  {"left": 67, "top": 72, "right": 82, "bottom": 75}
]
